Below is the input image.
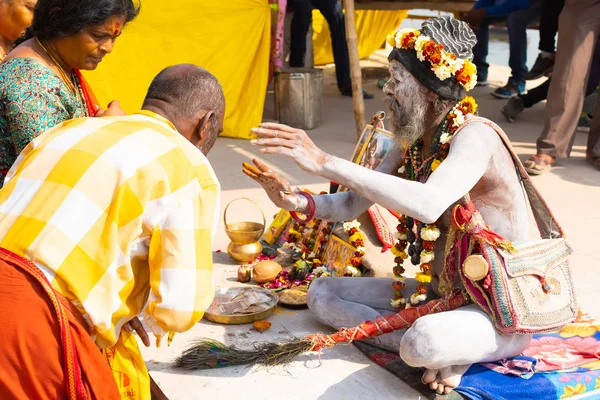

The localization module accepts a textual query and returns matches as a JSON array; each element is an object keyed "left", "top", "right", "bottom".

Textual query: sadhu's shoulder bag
[{"left": 440, "top": 117, "right": 577, "bottom": 334}]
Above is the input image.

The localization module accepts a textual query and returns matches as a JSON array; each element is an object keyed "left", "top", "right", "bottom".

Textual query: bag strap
[{"left": 456, "top": 116, "right": 564, "bottom": 239}]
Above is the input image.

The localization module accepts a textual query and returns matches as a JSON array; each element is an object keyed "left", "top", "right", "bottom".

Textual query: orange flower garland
[{"left": 387, "top": 28, "right": 478, "bottom": 91}]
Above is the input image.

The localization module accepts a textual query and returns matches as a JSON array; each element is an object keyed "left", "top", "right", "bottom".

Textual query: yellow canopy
[
  {"left": 85, "top": 3, "right": 405, "bottom": 140},
  {"left": 84, "top": 0, "right": 271, "bottom": 140},
  {"left": 312, "top": 10, "right": 407, "bottom": 66}
]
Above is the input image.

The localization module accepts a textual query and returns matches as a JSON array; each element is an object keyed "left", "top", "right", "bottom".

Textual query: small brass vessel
[{"left": 224, "top": 198, "right": 265, "bottom": 263}]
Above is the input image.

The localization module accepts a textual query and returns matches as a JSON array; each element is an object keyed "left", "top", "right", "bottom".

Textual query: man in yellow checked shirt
[{"left": 0, "top": 64, "right": 223, "bottom": 400}]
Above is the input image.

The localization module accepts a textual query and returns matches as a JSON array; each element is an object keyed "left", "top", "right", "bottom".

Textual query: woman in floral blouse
[{"left": 0, "top": 0, "right": 140, "bottom": 186}]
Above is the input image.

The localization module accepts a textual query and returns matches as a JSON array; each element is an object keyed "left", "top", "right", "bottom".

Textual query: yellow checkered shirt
[{"left": 0, "top": 111, "right": 220, "bottom": 348}]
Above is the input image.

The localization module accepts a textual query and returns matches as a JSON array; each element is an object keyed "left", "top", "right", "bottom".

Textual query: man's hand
[
  {"left": 95, "top": 100, "right": 127, "bottom": 117},
  {"left": 242, "top": 159, "right": 306, "bottom": 212},
  {"left": 250, "top": 123, "right": 331, "bottom": 175},
  {"left": 123, "top": 317, "right": 151, "bottom": 347},
  {"left": 463, "top": 7, "right": 486, "bottom": 30}
]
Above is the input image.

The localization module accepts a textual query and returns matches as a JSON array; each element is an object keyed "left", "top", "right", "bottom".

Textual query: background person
[
  {"left": 0, "top": 0, "right": 139, "bottom": 186},
  {"left": 0, "top": 0, "right": 36, "bottom": 60},
  {"left": 464, "top": 0, "right": 540, "bottom": 99},
  {"left": 289, "top": 0, "right": 373, "bottom": 99}
]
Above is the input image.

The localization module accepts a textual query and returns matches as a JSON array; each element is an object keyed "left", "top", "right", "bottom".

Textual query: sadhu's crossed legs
[{"left": 307, "top": 277, "right": 532, "bottom": 394}]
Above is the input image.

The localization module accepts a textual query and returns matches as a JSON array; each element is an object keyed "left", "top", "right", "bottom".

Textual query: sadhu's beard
[{"left": 384, "top": 91, "right": 429, "bottom": 147}]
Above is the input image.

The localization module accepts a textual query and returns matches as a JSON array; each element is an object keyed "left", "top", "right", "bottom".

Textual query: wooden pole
[{"left": 344, "top": 0, "right": 365, "bottom": 139}]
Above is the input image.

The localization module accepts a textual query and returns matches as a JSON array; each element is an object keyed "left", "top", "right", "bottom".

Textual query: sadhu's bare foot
[{"left": 422, "top": 364, "right": 471, "bottom": 394}]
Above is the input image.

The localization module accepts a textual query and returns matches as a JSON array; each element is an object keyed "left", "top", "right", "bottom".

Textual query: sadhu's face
[
  {"left": 52, "top": 15, "right": 125, "bottom": 70},
  {"left": 0, "top": 0, "right": 37, "bottom": 42}
]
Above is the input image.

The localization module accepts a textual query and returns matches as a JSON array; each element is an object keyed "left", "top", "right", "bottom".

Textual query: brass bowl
[
  {"left": 203, "top": 287, "right": 279, "bottom": 325},
  {"left": 225, "top": 221, "right": 264, "bottom": 244}
]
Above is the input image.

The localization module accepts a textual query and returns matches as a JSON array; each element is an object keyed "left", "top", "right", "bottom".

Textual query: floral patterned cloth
[
  {"left": 353, "top": 310, "right": 600, "bottom": 399},
  {"left": 0, "top": 57, "right": 87, "bottom": 186},
  {"left": 457, "top": 310, "right": 600, "bottom": 399}
]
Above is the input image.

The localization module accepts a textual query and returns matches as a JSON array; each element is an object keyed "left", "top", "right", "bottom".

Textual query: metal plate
[
  {"left": 203, "top": 287, "right": 279, "bottom": 325},
  {"left": 277, "top": 288, "right": 308, "bottom": 309}
]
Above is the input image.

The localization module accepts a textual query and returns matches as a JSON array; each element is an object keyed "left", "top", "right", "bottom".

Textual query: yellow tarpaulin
[
  {"left": 312, "top": 10, "right": 408, "bottom": 66},
  {"left": 85, "top": 0, "right": 271, "bottom": 140}
]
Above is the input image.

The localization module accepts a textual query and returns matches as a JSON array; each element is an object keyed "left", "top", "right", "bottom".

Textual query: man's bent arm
[
  {"left": 312, "top": 124, "right": 493, "bottom": 223},
  {"left": 145, "top": 181, "right": 220, "bottom": 336}
]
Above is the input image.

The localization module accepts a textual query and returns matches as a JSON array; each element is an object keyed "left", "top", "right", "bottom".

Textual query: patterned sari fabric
[{"left": 0, "top": 57, "right": 88, "bottom": 186}]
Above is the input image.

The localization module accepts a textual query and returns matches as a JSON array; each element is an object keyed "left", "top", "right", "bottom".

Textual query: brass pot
[{"left": 224, "top": 198, "right": 265, "bottom": 263}]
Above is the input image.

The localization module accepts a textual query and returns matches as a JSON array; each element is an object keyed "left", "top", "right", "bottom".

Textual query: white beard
[{"left": 385, "top": 80, "right": 429, "bottom": 147}]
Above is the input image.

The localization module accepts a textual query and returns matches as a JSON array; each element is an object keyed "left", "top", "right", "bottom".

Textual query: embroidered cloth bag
[{"left": 442, "top": 117, "right": 577, "bottom": 334}]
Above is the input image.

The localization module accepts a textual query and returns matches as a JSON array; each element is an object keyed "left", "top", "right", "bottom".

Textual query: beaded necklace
[{"left": 390, "top": 96, "right": 478, "bottom": 308}]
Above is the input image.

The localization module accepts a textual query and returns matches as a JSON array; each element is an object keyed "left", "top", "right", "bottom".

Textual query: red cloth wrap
[{"left": 308, "top": 290, "right": 470, "bottom": 351}]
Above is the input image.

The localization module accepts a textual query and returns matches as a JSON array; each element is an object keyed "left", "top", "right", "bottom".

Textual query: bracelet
[{"left": 290, "top": 191, "right": 315, "bottom": 224}]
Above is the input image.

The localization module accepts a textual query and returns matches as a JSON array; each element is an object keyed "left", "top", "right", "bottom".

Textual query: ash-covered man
[{"left": 244, "top": 17, "right": 535, "bottom": 394}]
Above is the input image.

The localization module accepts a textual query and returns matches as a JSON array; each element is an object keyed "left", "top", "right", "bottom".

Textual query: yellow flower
[
  {"left": 386, "top": 31, "right": 397, "bottom": 47},
  {"left": 431, "top": 159, "right": 441, "bottom": 171},
  {"left": 415, "top": 272, "right": 433, "bottom": 283},
  {"left": 561, "top": 384, "right": 586, "bottom": 398},
  {"left": 349, "top": 232, "right": 364, "bottom": 243},
  {"left": 462, "top": 59, "right": 477, "bottom": 76},
  {"left": 391, "top": 247, "right": 408, "bottom": 258},
  {"left": 461, "top": 96, "right": 478, "bottom": 115},
  {"left": 596, "top": 376, "right": 600, "bottom": 389}
]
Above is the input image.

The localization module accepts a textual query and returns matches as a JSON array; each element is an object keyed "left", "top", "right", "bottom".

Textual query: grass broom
[{"left": 173, "top": 290, "right": 470, "bottom": 370}]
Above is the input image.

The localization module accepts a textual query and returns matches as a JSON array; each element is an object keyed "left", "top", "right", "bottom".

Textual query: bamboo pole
[{"left": 344, "top": 0, "right": 365, "bottom": 138}]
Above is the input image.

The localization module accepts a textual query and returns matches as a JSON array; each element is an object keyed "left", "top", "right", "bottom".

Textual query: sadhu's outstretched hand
[
  {"left": 242, "top": 159, "right": 304, "bottom": 211},
  {"left": 250, "top": 123, "right": 331, "bottom": 175}
]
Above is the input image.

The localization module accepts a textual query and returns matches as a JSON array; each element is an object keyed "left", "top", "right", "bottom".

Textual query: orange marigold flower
[
  {"left": 422, "top": 40, "right": 444, "bottom": 64},
  {"left": 392, "top": 281, "right": 405, "bottom": 291},
  {"left": 422, "top": 241, "right": 436, "bottom": 251},
  {"left": 421, "top": 263, "right": 432, "bottom": 273},
  {"left": 400, "top": 31, "right": 419, "bottom": 49},
  {"left": 393, "top": 266, "right": 406, "bottom": 276},
  {"left": 416, "top": 283, "right": 428, "bottom": 294},
  {"left": 351, "top": 256, "right": 362, "bottom": 266},
  {"left": 396, "top": 224, "right": 409, "bottom": 233}
]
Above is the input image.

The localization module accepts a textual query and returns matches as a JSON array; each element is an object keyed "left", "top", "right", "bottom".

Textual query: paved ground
[{"left": 140, "top": 55, "right": 600, "bottom": 400}]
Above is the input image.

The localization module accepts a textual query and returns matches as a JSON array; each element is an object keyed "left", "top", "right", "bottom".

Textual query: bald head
[
  {"left": 142, "top": 64, "right": 226, "bottom": 155},
  {"left": 144, "top": 64, "right": 225, "bottom": 120}
]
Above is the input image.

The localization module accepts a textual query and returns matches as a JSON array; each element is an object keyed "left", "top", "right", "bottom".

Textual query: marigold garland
[
  {"left": 387, "top": 28, "right": 478, "bottom": 91},
  {"left": 342, "top": 220, "right": 366, "bottom": 277},
  {"left": 391, "top": 96, "right": 478, "bottom": 308}
]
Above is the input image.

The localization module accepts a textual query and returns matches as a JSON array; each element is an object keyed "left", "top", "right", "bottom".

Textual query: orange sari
[{"left": 0, "top": 248, "right": 119, "bottom": 400}]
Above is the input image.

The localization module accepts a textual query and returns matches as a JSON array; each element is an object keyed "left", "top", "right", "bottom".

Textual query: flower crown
[{"left": 387, "top": 28, "right": 478, "bottom": 91}]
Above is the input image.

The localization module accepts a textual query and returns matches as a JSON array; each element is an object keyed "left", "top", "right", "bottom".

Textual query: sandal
[
  {"left": 586, "top": 155, "right": 600, "bottom": 171},
  {"left": 524, "top": 154, "right": 554, "bottom": 175}
]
